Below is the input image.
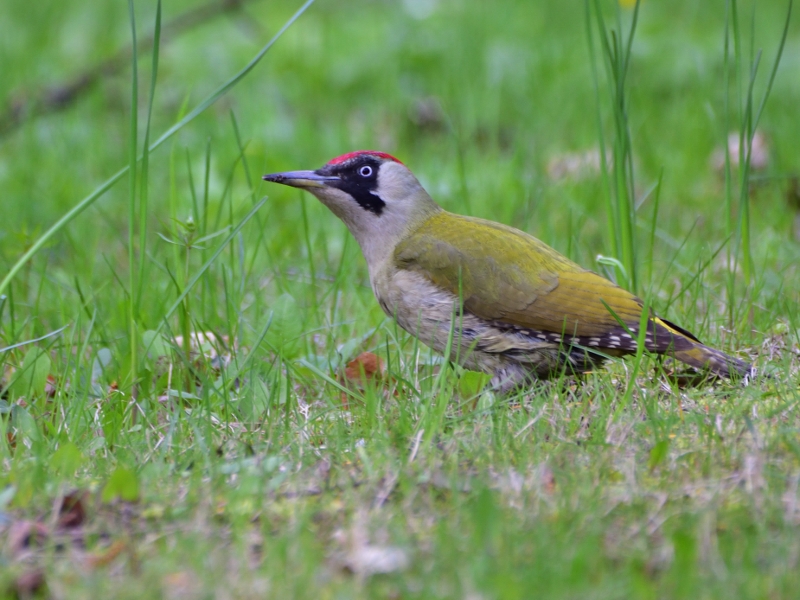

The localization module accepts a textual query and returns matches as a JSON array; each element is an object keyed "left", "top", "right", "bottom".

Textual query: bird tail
[
  {"left": 651, "top": 316, "right": 754, "bottom": 380},
  {"left": 672, "top": 342, "right": 754, "bottom": 380}
]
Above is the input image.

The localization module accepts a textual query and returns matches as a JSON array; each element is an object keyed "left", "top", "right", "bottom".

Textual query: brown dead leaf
[
  {"left": 343, "top": 352, "right": 385, "bottom": 385},
  {"left": 45, "top": 374, "right": 57, "bottom": 398},
  {"left": 340, "top": 352, "right": 387, "bottom": 409},
  {"left": 86, "top": 539, "right": 126, "bottom": 569},
  {"left": 57, "top": 490, "right": 88, "bottom": 529}
]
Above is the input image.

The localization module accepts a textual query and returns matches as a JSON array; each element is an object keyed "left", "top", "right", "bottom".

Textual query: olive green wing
[{"left": 394, "top": 211, "right": 645, "bottom": 337}]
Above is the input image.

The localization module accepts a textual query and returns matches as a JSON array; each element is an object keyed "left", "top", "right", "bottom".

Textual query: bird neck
[{"left": 353, "top": 189, "right": 443, "bottom": 281}]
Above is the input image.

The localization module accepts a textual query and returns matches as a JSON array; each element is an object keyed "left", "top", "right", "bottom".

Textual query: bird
[{"left": 263, "top": 151, "right": 754, "bottom": 392}]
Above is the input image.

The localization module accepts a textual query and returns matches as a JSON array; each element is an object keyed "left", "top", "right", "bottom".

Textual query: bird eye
[{"left": 358, "top": 165, "right": 373, "bottom": 177}]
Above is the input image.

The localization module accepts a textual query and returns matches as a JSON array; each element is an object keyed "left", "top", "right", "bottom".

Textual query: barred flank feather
[{"left": 494, "top": 315, "right": 754, "bottom": 380}]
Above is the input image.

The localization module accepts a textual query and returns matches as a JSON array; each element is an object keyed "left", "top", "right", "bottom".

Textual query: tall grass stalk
[
  {"left": 135, "top": 0, "right": 162, "bottom": 316},
  {"left": 127, "top": 0, "right": 140, "bottom": 386},
  {"left": 723, "top": 0, "right": 792, "bottom": 318},
  {"left": 585, "top": 0, "right": 641, "bottom": 293},
  {"left": 125, "top": 0, "right": 161, "bottom": 392}
]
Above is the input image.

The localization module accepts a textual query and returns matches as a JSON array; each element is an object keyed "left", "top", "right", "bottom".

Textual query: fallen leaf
[
  {"left": 340, "top": 352, "right": 387, "bottom": 409},
  {"left": 343, "top": 352, "right": 385, "bottom": 385},
  {"left": 86, "top": 539, "right": 126, "bottom": 569},
  {"left": 57, "top": 490, "right": 88, "bottom": 529},
  {"left": 45, "top": 374, "right": 57, "bottom": 398}
]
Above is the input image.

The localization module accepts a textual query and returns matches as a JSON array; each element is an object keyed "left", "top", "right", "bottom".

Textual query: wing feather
[{"left": 394, "top": 212, "right": 645, "bottom": 336}]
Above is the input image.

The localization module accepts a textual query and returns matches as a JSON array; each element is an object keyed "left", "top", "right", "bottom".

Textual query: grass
[{"left": 1, "top": 0, "right": 799, "bottom": 597}]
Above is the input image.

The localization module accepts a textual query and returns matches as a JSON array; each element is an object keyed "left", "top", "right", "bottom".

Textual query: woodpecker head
[{"left": 263, "top": 151, "right": 441, "bottom": 259}]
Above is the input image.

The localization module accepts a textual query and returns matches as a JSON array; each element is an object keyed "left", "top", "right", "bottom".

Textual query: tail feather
[
  {"left": 650, "top": 316, "right": 754, "bottom": 380},
  {"left": 672, "top": 342, "right": 754, "bottom": 380}
]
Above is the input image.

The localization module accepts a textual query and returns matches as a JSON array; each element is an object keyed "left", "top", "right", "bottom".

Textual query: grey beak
[{"left": 262, "top": 170, "right": 339, "bottom": 189}]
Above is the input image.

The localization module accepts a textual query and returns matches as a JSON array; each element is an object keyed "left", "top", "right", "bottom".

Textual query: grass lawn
[{"left": 1, "top": 0, "right": 800, "bottom": 597}]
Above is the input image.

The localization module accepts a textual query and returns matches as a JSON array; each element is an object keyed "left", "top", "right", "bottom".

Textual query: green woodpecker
[{"left": 263, "top": 151, "right": 753, "bottom": 391}]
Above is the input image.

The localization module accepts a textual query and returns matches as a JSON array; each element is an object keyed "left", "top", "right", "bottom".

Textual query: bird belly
[{"left": 373, "top": 270, "right": 591, "bottom": 387}]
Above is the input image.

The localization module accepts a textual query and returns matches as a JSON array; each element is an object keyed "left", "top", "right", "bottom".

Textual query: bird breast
[
  {"left": 373, "top": 268, "right": 551, "bottom": 358},
  {"left": 374, "top": 269, "right": 460, "bottom": 345}
]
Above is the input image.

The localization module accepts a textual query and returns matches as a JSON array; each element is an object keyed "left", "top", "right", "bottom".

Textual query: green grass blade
[
  {"left": 136, "top": 0, "right": 162, "bottom": 314},
  {"left": 586, "top": 0, "right": 640, "bottom": 291},
  {"left": 143, "top": 196, "right": 268, "bottom": 355},
  {"left": 585, "top": 0, "right": 617, "bottom": 262},
  {"left": 0, "top": 325, "right": 69, "bottom": 354},
  {"left": 753, "top": 0, "right": 792, "bottom": 128},
  {"left": 127, "top": 0, "right": 140, "bottom": 385}
]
